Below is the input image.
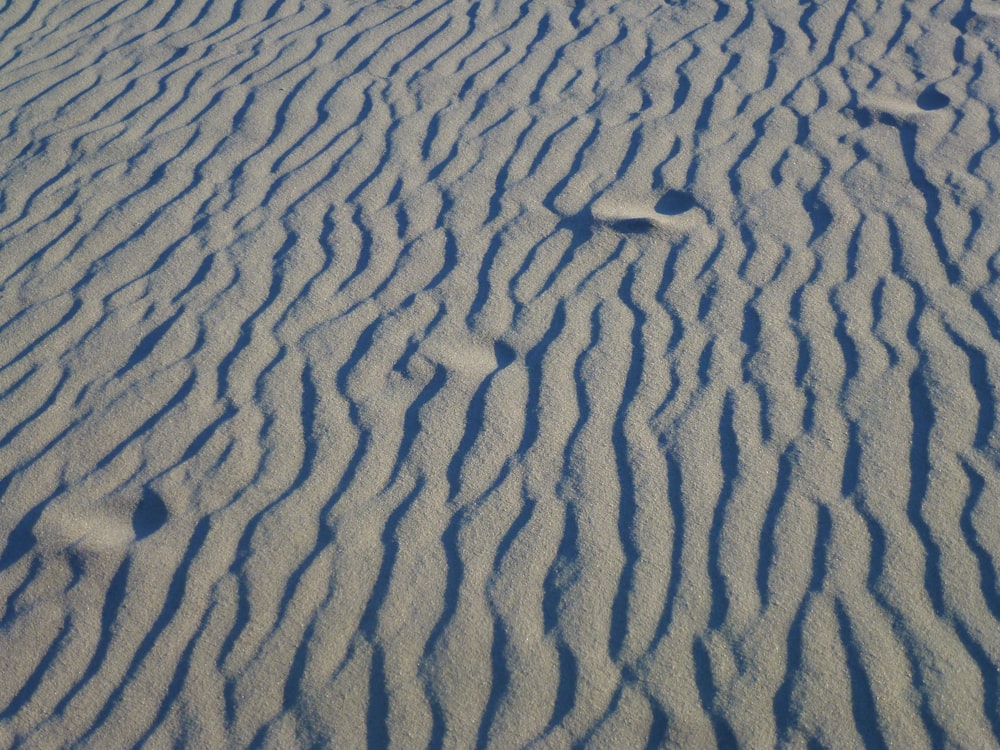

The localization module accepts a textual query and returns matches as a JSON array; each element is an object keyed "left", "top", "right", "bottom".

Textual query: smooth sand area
[{"left": 1, "top": 0, "right": 999, "bottom": 747}]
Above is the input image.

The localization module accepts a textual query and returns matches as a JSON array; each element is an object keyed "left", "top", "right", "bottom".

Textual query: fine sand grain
[{"left": 1, "top": 0, "right": 999, "bottom": 747}]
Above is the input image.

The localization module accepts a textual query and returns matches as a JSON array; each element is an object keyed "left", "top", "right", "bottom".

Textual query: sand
[{"left": 1, "top": 0, "right": 999, "bottom": 747}]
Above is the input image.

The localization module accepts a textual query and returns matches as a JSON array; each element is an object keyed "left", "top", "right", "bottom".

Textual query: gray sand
[{"left": 1, "top": 0, "right": 998, "bottom": 747}]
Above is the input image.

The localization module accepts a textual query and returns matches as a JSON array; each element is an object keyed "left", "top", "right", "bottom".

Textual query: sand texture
[{"left": 1, "top": 0, "right": 999, "bottom": 747}]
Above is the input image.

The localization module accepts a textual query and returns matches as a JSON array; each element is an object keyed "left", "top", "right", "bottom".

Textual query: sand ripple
[{"left": 1, "top": 0, "right": 998, "bottom": 746}]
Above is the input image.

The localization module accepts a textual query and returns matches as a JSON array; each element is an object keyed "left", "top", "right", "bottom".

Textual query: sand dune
[{"left": 1, "top": 0, "right": 999, "bottom": 746}]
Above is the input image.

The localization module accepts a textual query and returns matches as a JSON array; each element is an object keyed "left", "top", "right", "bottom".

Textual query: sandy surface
[{"left": 1, "top": 0, "right": 999, "bottom": 747}]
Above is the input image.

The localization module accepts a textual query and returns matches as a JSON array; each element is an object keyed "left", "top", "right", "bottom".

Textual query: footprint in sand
[
  {"left": 593, "top": 190, "right": 698, "bottom": 234},
  {"left": 133, "top": 487, "right": 169, "bottom": 540},
  {"left": 916, "top": 85, "right": 950, "bottom": 111},
  {"left": 655, "top": 189, "right": 697, "bottom": 216}
]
